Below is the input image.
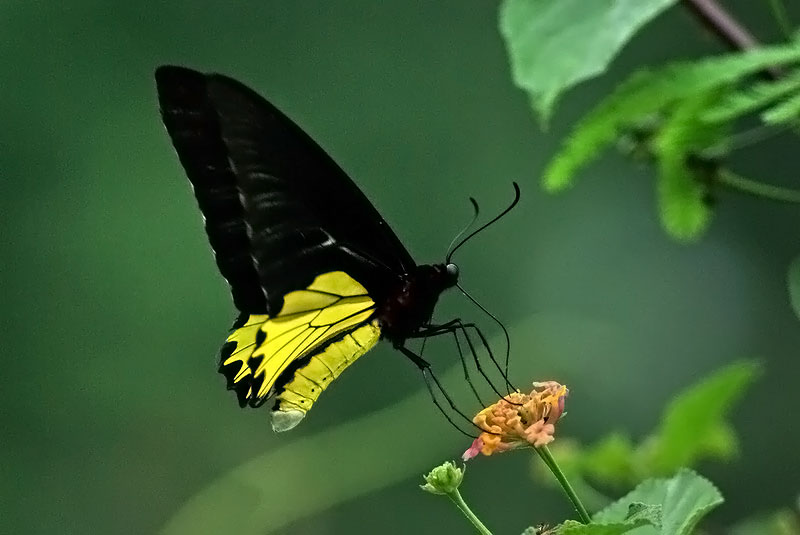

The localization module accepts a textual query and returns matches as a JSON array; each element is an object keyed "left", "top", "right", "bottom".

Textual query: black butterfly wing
[
  {"left": 155, "top": 65, "right": 415, "bottom": 315},
  {"left": 155, "top": 67, "right": 266, "bottom": 312}
]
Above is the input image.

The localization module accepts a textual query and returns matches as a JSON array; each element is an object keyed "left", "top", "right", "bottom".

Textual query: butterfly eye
[{"left": 445, "top": 263, "right": 459, "bottom": 280}]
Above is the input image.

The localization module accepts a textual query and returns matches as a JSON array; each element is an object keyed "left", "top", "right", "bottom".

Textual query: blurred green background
[{"left": 2, "top": 1, "right": 798, "bottom": 533}]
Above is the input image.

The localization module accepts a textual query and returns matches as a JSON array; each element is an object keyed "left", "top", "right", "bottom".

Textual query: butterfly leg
[
  {"left": 414, "top": 320, "right": 514, "bottom": 399},
  {"left": 410, "top": 319, "right": 487, "bottom": 405},
  {"left": 452, "top": 322, "right": 511, "bottom": 399},
  {"left": 396, "top": 344, "right": 478, "bottom": 438},
  {"left": 454, "top": 321, "right": 518, "bottom": 394},
  {"left": 449, "top": 329, "right": 487, "bottom": 406},
  {"left": 419, "top": 323, "right": 487, "bottom": 407}
]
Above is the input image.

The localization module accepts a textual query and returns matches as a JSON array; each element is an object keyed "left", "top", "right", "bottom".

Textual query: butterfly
[{"left": 155, "top": 66, "right": 517, "bottom": 432}]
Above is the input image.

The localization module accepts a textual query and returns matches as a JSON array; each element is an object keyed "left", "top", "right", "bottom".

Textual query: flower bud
[{"left": 420, "top": 461, "right": 465, "bottom": 495}]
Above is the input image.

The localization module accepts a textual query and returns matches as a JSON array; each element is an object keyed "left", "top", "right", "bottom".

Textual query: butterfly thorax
[{"left": 377, "top": 263, "right": 457, "bottom": 344}]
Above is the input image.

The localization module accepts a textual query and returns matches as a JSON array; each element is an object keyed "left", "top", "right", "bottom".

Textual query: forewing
[
  {"left": 156, "top": 66, "right": 415, "bottom": 315},
  {"left": 156, "top": 67, "right": 267, "bottom": 312}
]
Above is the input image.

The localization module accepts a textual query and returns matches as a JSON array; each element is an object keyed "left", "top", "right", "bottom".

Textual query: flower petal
[{"left": 462, "top": 438, "right": 484, "bottom": 461}]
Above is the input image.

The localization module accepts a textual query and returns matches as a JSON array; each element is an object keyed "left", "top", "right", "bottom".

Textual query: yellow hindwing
[
  {"left": 219, "top": 271, "right": 381, "bottom": 430},
  {"left": 272, "top": 321, "right": 380, "bottom": 431}
]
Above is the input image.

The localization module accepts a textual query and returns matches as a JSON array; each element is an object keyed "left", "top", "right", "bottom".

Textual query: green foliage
[
  {"left": 498, "top": 0, "right": 678, "bottom": 123},
  {"left": 763, "top": 89, "right": 800, "bottom": 124},
  {"left": 545, "top": 471, "right": 722, "bottom": 535},
  {"left": 640, "top": 360, "right": 760, "bottom": 474},
  {"left": 593, "top": 469, "right": 723, "bottom": 535},
  {"left": 555, "top": 518, "right": 655, "bottom": 535},
  {"left": 553, "top": 503, "right": 662, "bottom": 534},
  {"left": 654, "top": 91, "right": 725, "bottom": 241},
  {"left": 500, "top": 2, "right": 800, "bottom": 242},
  {"left": 701, "top": 70, "right": 800, "bottom": 123},
  {"left": 542, "top": 41, "right": 800, "bottom": 196},
  {"left": 544, "top": 361, "right": 761, "bottom": 488},
  {"left": 554, "top": 522, "right": 645, "bottom": 535},
  {"left": 789, "top": 256, "right": 800, "bottom": 321},
  {"left": 623, "top": 503, "right": 663, "bottom": 528},
  {"left": 578, "top": 434, "right": 637, "bottom": 485},
  {"left": 730, "top": 506, "right": 800, "bottom": 535}
]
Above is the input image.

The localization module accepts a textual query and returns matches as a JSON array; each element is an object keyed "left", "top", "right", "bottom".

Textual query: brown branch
[
  {"left": 681, "top": 0, "right": 783, "bottom": 79},
  {"left": 682, "top": 0, "right": 759, "bottom": 50}
]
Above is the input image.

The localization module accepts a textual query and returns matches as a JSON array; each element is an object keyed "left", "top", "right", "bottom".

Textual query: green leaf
[
  {"left": 653, "top": 90, "right": 724, "bottom": 241},
  {"left": 544, "top": 41, "right": 800, "bottom": 192},
  {"left": 789, "top": 255, "right": 800, "bottom": 321},
  {"left": 640, "top": 360, "right": 761, "bottom": 475},
  {"left": 625, "top": 503, "right": 663, "bottom": 527},
  {"left": 763, "top": 89, "right": 800, "bottom": 124},
  {"left": 554, "top": 504, "right": 661, "bottom": 534},
  {"left": 701, "top": 70, "right": 800, "bottom": 123},
  {"left": 498, "top": 0, "right": 678, "bottom": 123},
  {"left": 547, "top": 361, "right": 761, "bottom": 492},
  {"left": 547, "top": 503, "right": 662, "bottom": 535},
  {"left": 555, "top": 518, "right": 655, "bottom": 535},
  {"left": 579, "top": 433, "right": 637, "bottom": 486},
  {"left": 594, "top": 469, "right": 723, "bottom": 535}
]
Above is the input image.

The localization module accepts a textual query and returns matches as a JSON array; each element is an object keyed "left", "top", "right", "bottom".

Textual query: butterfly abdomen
[{"left": 270, "top": 322, "right": 380, "bottom": 431}]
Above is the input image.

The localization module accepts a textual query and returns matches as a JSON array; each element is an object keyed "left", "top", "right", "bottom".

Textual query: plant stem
[
  {"left": 535, "top": 446, "right": 592, "bottom": 524},
  {"left": 682, "top": 0, "right": 760, "bottom": 50},
  {"left": 724, "top": 124, "right": 790, "bottom": 152},
  {"left": 682, "top": 0, "right": 782, "bottom": 79},
  {"left": 767, "top": 0, "right": 793, "bottom": 38},
  {"left": 718, "top": 168, "right": 800, "bottom": 203},
  {"left": 446, "top": 489, "right": 493, "bottom": 535}
]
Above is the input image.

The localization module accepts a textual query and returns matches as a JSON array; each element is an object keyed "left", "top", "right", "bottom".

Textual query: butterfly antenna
[
  {"left": 447, "top": 182, "right": 520, "bottom": 263},
  {"left": 445, "top": 197, "right": 480, "bottom": 262},
  {"left": 457, "top": 283, "right": 515, "bottom": 394}
]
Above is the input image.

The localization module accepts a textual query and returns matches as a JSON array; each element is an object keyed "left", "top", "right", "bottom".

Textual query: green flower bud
[{"left": 420, "top": 461, "right": 465, "bottom": 495}]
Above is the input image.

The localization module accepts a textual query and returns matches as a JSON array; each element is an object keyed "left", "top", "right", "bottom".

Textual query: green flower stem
[
  {"left": 535, "top": 445, "right": 592, "bottom": 524},
  {"left": 718, "top": 169, "right": 800, "bottom": 203},
  {"left": 446, "top": 489, "right": 493, "bottom": 535}
]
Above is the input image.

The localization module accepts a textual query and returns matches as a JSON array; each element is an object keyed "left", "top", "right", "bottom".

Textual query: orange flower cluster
[{"left": 463, "top": 381, "right": 568, "bottom": 460}]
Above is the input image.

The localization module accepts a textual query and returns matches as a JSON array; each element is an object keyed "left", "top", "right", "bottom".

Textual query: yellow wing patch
[
  {"left": 218, "top": 271, "right": 380, "bottom": 430},
  {"left": 273, "top": 321, "right": 380, "bottom": 431}
]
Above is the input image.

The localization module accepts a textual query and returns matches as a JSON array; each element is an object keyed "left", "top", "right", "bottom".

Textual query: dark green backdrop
[{"left": 3, "top": 1, "right": 798, "bottom": 533}]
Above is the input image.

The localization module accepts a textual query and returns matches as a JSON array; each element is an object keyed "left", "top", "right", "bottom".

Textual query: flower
[
  {"left": 462, "top": 381, "right": 568, "bottom": 460},
  {"left": 420, "top": 461, "right": 465, "bottom": 495}
]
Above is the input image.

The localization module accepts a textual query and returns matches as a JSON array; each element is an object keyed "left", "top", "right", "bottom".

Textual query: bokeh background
[{"left": 3, "top": 1, "right": 799, "bottom": 534}]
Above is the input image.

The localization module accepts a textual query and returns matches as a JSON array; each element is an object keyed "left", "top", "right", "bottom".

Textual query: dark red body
[{"left": 376, "top": 264, "right": 457, "bottom": 344}]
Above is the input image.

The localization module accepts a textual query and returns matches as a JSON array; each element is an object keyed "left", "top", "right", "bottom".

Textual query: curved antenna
[
  {"left": 445, "top": 197, "right": 480, "bottom": 260},
  {"left": 457, "top": 283, "right": 514, "bottom": 393},
  {"left": 446, "top": 182, "right": 520, "bottom": 263}
]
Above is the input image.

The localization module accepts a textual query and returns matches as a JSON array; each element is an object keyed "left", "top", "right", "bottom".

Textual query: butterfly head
[{"left": 414, "top": 263, "right": 459, "bottom": 293}]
